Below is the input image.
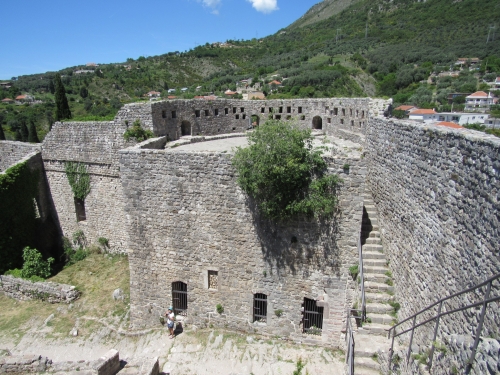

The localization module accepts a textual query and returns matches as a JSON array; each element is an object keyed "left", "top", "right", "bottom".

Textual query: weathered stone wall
[
  {"left": 0, "top": 275, "right": 80, "bottom": 303},
  {"left": 119, "top": 138, "right": 365, "bottom": 347},
  {"left": 0, "top": 354, "right": 50, "bottom": 374},
  {"left": 42, "top": 121, "right": 132, "bottom": 253},
  {"left": 148, "top": 98, "right": 370, "bottom": 140},
  {"left": 366, "top": 118, "right": 500, "bottom": 346},
  {"left": 0, "top": 141, "right": 40, "bottom": 172}
]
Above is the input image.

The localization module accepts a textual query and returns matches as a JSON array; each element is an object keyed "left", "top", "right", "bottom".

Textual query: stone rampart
[
  {"left": 0, "top": 141, "right": 40, "bottom": 172},
  {"left": 366, "top": 118, "right": 500, "bottom": 347},
  {"left": 0, "top": 354, "right": 50, "bottom": 374},
  {"left": 119, "top": 136, "right": 365, "bottom": 347},
  {"left": 42, "top": 121, "right": 132, "bottom": 253},
  {"left": 147, "top": 98, "right": 370, "bottom": 140},
  {"left": 0, "top": 275, "right": 80, "bottom": 303}
]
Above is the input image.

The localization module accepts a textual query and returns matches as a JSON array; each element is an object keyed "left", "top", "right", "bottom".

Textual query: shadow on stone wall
[{"left": 246, "top": 197, "right": 342, "bottom": 279}]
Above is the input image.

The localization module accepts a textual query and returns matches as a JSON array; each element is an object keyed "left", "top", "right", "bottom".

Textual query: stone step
[
  {"left": 362, "top": 251, "right": 386, "bottom": 260},
  {"left": 363, "top": 258, "right": 387, "bottom": 267},
  {"left": 365, "top": 292, "right": 394, "bottom": 303},
  {"left": 366, "top": 302, "right": 393, "bottom": 314},
  {"left": 354, "top": 357, "right": 380, "bottom": 371},
  {"left": 362, "top": 224, "right": 380, "bottom": 231},
  {"left": 364, "top": 204, "right": 376, "bottom": 211},
  {"left": 363, "top": 265, "right": 389, "bottom": 275},
  {"left": 361, "top": 230, "right": 380, "bottom": 238},
  {"left": 353, "top": 368, "right": 380, "bottom": 375},
  {"left": 365, "top": 281, "right": 393, "bottom": 293},
  {"left": 357, "top": 322, "right": 392, "bottom": 336},
  {"left": 364, "top": 237, "right": 381, "bottom": 245},
  {"left": 362, "top": 244, "right": 383, "bottom": 252},
  {"left": 362, "top": 217, "right": 379, "bottom": 225},
  {"left": 364, "top": 273, "right": 390, "bottom": 283},
  {"left": 367, "top": 313, "right": 395, "bottom": 325}
]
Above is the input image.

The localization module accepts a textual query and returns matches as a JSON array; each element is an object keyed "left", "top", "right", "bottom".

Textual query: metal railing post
[
  {"left": 466, "top": 280, "right": 492, "bottom": 374},
  {"left": 428, "top": 300, "right": 443, "bottom": 370},
  {"left": 389, "top": 329, "right": 395, "bottom": 367},
  {"left": 407, "top": 315, "right": 417, "bottom": 364},
  {"left": 358, "top": 236, "right": 366, "bottom": 321}
]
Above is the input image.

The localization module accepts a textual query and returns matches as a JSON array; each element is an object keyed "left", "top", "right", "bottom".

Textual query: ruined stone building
[{"left": 1, "top": 97, "right": 498, "bottom": 356}]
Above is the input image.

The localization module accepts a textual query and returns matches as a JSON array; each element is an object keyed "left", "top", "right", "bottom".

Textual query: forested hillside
[{"left": 1, "top": 0, "right": 499, "bottom": 141}]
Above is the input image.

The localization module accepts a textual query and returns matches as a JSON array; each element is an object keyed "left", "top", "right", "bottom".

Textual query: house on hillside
[
  {"left": 167, "top": 89, "right": 176, "bottom": 94},
  {"left": 494, "top": 77, "right": 500, "bottom": 90},
  {"left": 181, "top": 88, "right": 188, "bottom": 93},
  {"left": 465, "top": 91, "right": 496, "bottom": 112},
  {"left": 15, "top": 95, "right": 34, "bottom": 104},
  {"left": 408, "top": 109, "right": 438, "bottom": 122},
  {"left": 436, "top": 121, "right": 465, "bottom": 130},
  {"left": 1, "top": 98, "right": 14, "bottom": 104},
  {"left": 455, "top": 58, "right": 480, "bottom": 68},
  {"left": 146, "top": 91, "right": 161, "bottom": 98},
  {"left": 224, "top": 90, "right": 237, "bottom": 97},
  {"left": 447, "top": 93, "right": 470, "bottom": 105},
  {"left": 0, "top": 82, "right": 11, "bottom": 89},
  {"left": 394, "top": 105, "right": 417, "bottom": 115},
  {"left": 243, "top": 91, "right": 266, "bottom": 100},
  {"left": 436, "top": 112, "right": 489, "bottom": 126}
]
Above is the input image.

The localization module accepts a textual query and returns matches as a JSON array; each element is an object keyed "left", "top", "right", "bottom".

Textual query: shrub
[
  {"left": 349, "top": 264, "right": 359, "bottom": 278},
  {"left": 274, "top": 309, "right": 283, "bottom": 317},
  {"left": 216, "top": 304, "right": 224, "bottom": 314},
  {"left": 232, "top": 119, "right": 340, "bottom": 221},
  {"left": 123, "top": 120, "right": 154, "bottom": 142},
  {"left": 98, "top": 237, "right": 109, "bottom": 248},
  {"left": 17, "top": 247, "right": 54, "bottom": 279}
]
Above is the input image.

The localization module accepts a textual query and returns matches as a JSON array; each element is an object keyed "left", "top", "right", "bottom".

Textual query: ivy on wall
[
  {"left": 0, "top": 161, "right": 39, "bottom": 274},
  {"left": 64, "top": 162, "right": 91, "bottom": 200}
]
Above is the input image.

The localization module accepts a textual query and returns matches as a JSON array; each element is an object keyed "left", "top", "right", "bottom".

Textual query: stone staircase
[{"left": 353, "top": 190, "right": 398, "bottom": 374}]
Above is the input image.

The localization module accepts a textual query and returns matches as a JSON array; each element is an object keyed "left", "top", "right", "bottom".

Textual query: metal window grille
[
  {"left": 172, "top": 281, "right": 188, "bottom": 317},
  {"left": 208, "top": 271, "right": 218, "bottom": 290},
  {"left": 253, "top": 293, "right": 267, "bottom": 323},
  {"left": 302, "top": 298, "right": 324, "bottom": 336}
]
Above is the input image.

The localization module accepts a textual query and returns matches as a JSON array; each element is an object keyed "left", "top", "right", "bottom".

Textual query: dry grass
[{"left": 0, "top": 253, "right": 130, "bottom": 341}]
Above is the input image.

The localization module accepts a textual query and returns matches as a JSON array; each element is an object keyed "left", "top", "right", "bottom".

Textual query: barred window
[{"left": 253, "top": 293, "right": 267, "bottom": 322}]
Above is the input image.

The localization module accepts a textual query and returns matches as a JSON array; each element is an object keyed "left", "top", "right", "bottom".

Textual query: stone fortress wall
[
  {"left": 41, "top": 121, "right": 133, "bottom": 253},
  {"left": 119, "top": 135, "right": 366, "bottom": 346},
  {"left": 365, "top": 119, "right": 500, "bottom": 358},
  {"left": 0, "top": 141, "right": 40, "bottom": 172}
]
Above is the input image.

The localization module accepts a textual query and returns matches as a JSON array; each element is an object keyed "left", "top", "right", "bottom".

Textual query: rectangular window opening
[
  {"left": 253, "top": 293, "right": 267, "bottom": 323},
  {"left": 205, "top": 109, "right": 209, "bottom": 116},
  {"left": 300, "top": 115, "right": 305, "bottom": 120},
  {"left": 287, "top": 106, "right": 291, "bottom": 113},
  {"left": 334, "top": 108, "right": 338, "bottom": 116},
  {"left": 261, "top": 107, "right": 265, "bottom": 113},
  {"left": 214, "top": 108, "right": 219, "bottom": 116},
  {"left": 172, "top": 281, "right": 188, "bottom": 317},
  {"left": 241, "top": 107, "right": 245, "bottom": 113},
  {"left": 350, "top": 109, "right": 353, "bottom": 116},
  {"left": 162, "top": 110, "right": 167, "bottom": 119},
  {"left": 269, "top": 107, "right": 273, "bottom": 113},
  {"left": 340, "top": 119, "right": 344, "bottom": 125},
  {"left": 325, "top": 106, "right": 329, "bottom": 113},
  {"left": 327, "top": 118, "right": 331, "bottom": 123},
  {"left": 195, "top": 110, "right": 200, "bottom": 118},
  {"left": 286, "top": 115, "right": 292, "bottom": 120},
  {"left": 225, "top": 108, "right": 229, "bottom": 115},
  {"left": 235, "top": 114, "right": 240, "bottom": 119},
  {"left": 171, "top": 110, "right": 177, "bottom": 119},
  {"left": 298, "top": 107, "right": 303, "bottom": 114},
  {"left": 208, "top": 270, "right": 218, "bottom": 290},
  {"left": 342, "top": 108, "right": 346, "bottom": 116},
  {"left": 275, "top": 115, "right": 281, "bottom": 120},
  {"left": 279, "top": 107, "right": 283, "bottom": 113},
  {"left": 74, "top": 197, "right": 86, "bottom": 222},
  {"left": 351, "top": 120, "right": 354, "bottom": 126},
  {"left": 233, "top": 107, "right": 237, "bottom": 114},
  {"left": 302, "top": 298, "right": 323, "bottom": 336},
  {"left": 243, "top": 114, "right": 246, "bottom": 120}
]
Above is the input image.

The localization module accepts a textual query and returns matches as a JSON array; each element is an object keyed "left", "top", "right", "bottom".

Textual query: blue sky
[{"left": 0, "top": 0, "right": 321, "bottom": 80}]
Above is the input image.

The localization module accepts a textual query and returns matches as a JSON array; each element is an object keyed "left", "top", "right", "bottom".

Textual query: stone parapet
[{"left": 0, "top": 141, "right": 41, "bottom": 173}]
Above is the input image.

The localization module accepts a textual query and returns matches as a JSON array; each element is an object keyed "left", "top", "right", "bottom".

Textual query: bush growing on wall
[
  {"left": 123, "top": 119, "right": 154, "bottom": 142},
  {"left": 0, "top": 161, "right": 39, "bottom": 274},
  {"left": 232, "top": 119, "right": 340, "bottom": 221},
  {"left": 64, "top": 162, "right": 90, "bottom": 200}
]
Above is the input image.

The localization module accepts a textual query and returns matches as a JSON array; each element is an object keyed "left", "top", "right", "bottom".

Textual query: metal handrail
[
  {"left": 345, "top": 308, "right": 355, "bottom": 375},
  {"left": 386, "top": 272, "right": 500, "bottom": 373},
  {"left": 358, "top": 236, "right": 366, "bottom": 322}
]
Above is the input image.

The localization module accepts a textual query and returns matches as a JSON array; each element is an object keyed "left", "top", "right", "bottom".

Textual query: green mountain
[{"left": 1, "top": 0, "right": 500, "bottom": 140}]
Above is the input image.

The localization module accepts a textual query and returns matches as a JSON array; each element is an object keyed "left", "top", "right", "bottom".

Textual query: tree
[
  {"left": 232, "top": 120, "right": 340, "bottom": 222},
  {"left": 19, "top": 119, "right": 29, "bottom": 142},
  {"left": 0, "top": 114, "right": 5, "bottom": 140},
  {"left": 28, "top": 120, "right": 40, "bottom": 143},
  {"left": 79, "top": 86, "right": 88, "bottom": 98},
  {"left": 54, "top": 74, "right": 72, "bottom": 121},
  {"left": 15, "top": 129, "right": 22, "bottom": 141},
  {"left": 48, "top": 79, "right": 55, "bottom": 94}
]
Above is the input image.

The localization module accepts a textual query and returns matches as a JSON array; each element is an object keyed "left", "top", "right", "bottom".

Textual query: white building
[
  {"left": 436, "top": 112, "right": 489, "bottom": 126},
  {"left": 465, "top": 91, "right": 496, "bottom": 112},
  {"left": 408, "top": 109, "right": 438, "bottom": 122}
]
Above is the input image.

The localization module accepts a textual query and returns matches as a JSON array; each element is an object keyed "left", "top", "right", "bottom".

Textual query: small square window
[
  {"left": 235, "top": 114, "right": 240, "bottom": 119},
  {"left": 171, "top": 111, "right": 177, "bottom": 119},
  {"left": 275, "top": 115, "right": 281, "bottom": 120},
  {"left": 195, "top": 110, "right": 200, "bottom": 118},
  {"left": 298, "top": 107, "right": 303, "bottom": 114},
  {"left": 208, "top": 270, "right": 218, "bottom": 290},
  {"left": 286, "top": 115, "right": 291, "bottom": 120},
  {"left": 327, "top": 118, "right": 331, "bottom": 123},
  {"left": 241, "top": 107, "right": 245, "bottom": 113},
  {"left": 300, "top": 115, "right": 305, "bottom": 120},
  {"left": 261, "top": 107, "right": 265, "bottom": 113}
]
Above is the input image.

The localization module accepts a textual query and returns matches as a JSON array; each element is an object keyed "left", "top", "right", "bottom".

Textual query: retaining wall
[{"left": 0, "top": 275, "right": 80, "bottom": 303}]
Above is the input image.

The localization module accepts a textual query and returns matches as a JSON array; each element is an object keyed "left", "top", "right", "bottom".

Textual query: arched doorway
[
  {"left": 312, "top": 116, "right": 322, "bottom": 130},
  {"left": 251, "top": 115, "right": 260, "bottom": 127},
  {"left": 181, "top": 121, "right": 191, "bottom": 136},
  {"left": 172, "top": 281, "right": 187, "bottom": 316}
]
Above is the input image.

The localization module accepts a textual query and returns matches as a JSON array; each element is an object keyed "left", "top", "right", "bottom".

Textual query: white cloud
[
  {"left": 247, "top": 0, "right": 278, "bottom": 14},
  {"left": 198, "top": 0, "right": 221, "bottom": 14}
]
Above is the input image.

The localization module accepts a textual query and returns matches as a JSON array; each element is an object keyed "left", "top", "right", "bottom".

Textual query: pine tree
[
  {"left": 54, "top": 74, "right": 72, "bottom": 121},
  {"left": 0, "top": 125, "right": 5, "bottom": 141},
  {"left": 15, "top": 129, "right": 22, "bottom": 141},
  {"left": 20, "top": 120, "right": 29, "bottom": 142},
  {"left": 28, "top": 120, "right": 40, "bottom": 143},
  {"left": 48, "top": 79, "right": 55, "bottom": 94}
]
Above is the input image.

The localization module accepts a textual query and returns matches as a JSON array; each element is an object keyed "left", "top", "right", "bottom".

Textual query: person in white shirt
[{"left": 165, "top": 307, "right": 175, "bottom": 338}]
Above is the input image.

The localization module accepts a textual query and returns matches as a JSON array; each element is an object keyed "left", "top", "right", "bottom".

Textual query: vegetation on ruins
[
  {"left": 232, "top": 120, "right": 340, "bottom": 222},
  {"left": 5, "top": 247, "right": 54, "bottom": 281},
  {"left": 0, "top": 161, "right": 39, "bottom": 274},
  {"left": 123, "top": 119, "right": 154, "bottom": 142},
  {"left": 54, "top": 74, "right": 72, "bottom": 121},
  {"left": 64, "top": 161, "right": 91, "bottom": 200}
]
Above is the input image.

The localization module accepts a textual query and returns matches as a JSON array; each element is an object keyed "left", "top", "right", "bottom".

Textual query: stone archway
[
  {"left": 251, "top": 115, "right": 260, "bottom": 127},
  {"left": 312, "top": 116, "right": 322, "bottom": 130},
  {"left": 181, "top": 121, "right": 191, "bottom": 136}
]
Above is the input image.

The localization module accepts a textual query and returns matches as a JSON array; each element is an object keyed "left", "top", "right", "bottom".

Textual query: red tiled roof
[
  {"left": 269, "top": 80, "right": 281, "bottom": 85},
  {"left": 167, "top": 96, "right": 177, "bottom": 99},
  {"left": 15, "top": 95, "right": 26, "bottom": 100},
  {"left": 410, "top": 109, "right": 436, "bottom": 115},
  {"left": 436, "top": 121, "right": 464, "bottom": 130},
  {"left": 468, "top": 91, "right": 488, "bottom": 98},
  {"left": 395, "top": 105, "right": 416, "bottom": 111},
  {"left": 224, "top": 90, "right": 237, "bottom": 95},
  {"left": 2, "top": 98, "right": 14, "bottom": 102}
]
